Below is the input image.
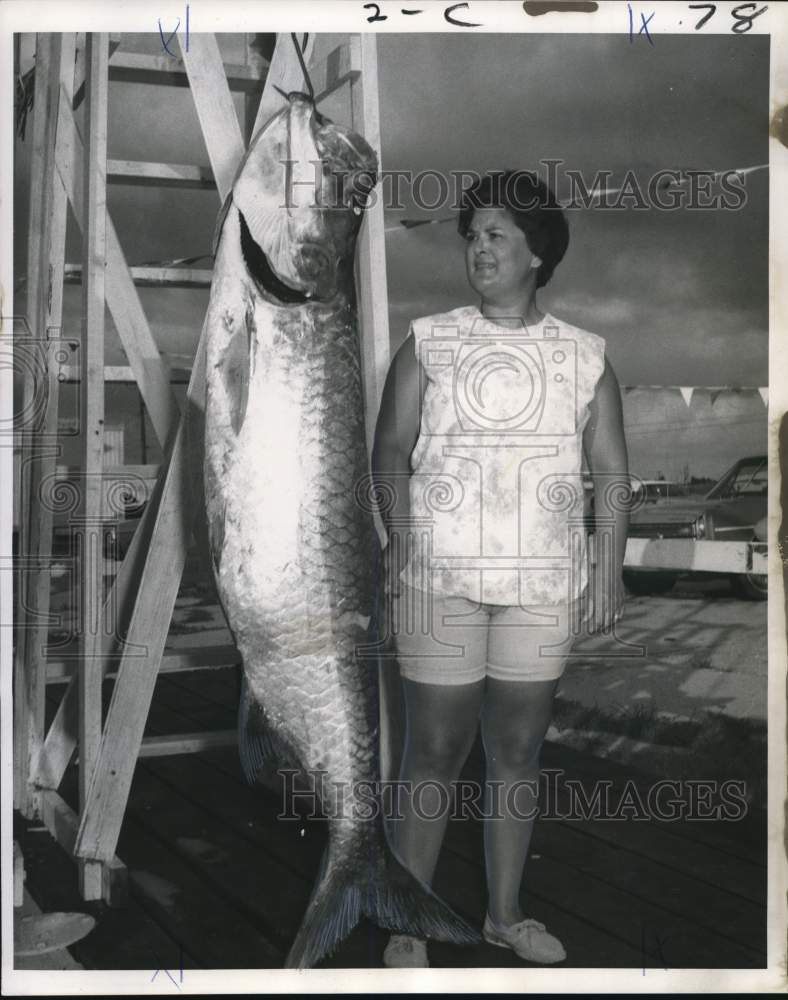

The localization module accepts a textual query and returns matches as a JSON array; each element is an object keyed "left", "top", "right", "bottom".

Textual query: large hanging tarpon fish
[{"left": 202, "top": 93, "right": 478, "bottom": 969}]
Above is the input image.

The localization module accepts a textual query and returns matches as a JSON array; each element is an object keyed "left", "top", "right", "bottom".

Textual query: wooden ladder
[{"left": 14, "top": 29, "right": 390, "bottom": 902}]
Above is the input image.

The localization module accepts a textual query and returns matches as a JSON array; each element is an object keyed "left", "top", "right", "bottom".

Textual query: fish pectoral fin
[{"left": 217, "top": 321, "right": 254, "bottom": 437}]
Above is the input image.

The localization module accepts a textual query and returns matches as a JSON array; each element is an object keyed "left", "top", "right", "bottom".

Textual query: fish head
[{"left": 231, "top": 92, "right": 378, "bottom": 305}]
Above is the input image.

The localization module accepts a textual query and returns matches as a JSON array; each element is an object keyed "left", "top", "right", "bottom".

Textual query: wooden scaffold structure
[{"left": 13, "top": 29, "right": 391, "bottom": 902}]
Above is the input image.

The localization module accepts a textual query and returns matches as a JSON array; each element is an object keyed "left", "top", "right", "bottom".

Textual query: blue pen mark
[
  {"left": 158, "top": 17, "right": 180, "bottom": 56},
  {"left": 159, "top": 4, "right": 190, "bottom": 57},
  {"left": 628, "top": 3, "right": 655, "bottom": 45},
  {"left": 149, "top": 946, "right": 184, "bottom": 988}
]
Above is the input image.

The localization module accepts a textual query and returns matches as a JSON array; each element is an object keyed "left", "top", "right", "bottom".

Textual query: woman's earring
[{"left": 530, "top": 256, "right": 542, "bottom": 270}]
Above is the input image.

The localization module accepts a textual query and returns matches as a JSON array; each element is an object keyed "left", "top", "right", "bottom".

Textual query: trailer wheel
[
  {"left": 730, "top": 534, "right": 768, "bottom": 600},
  {"left": 731, "top": 571, "right": 768, "bottom": 600}
]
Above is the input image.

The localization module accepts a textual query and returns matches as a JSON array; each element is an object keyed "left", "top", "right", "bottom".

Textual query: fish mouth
[{"left": 239, "top": 210, "right": 314, "bottom": 305}]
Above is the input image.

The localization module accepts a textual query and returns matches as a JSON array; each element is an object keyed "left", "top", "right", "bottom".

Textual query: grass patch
[
  {"left": 552, "top": 697, "right": 699, "bottom": 746},
  {"left": 552, "top": 696, "right": 767, "bottom": 809}
]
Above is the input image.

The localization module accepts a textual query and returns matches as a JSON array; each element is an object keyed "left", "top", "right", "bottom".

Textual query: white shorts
[{"left": 391, "top": 583, "right": 578, "bottom": 685}]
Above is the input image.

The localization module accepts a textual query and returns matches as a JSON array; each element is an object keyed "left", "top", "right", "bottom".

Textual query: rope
[{"left": 290, "top": 32, "right": 314, "bottom": 102}]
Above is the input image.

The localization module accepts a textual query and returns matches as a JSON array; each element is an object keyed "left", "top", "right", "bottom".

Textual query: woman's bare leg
[
  {"left": 393, "top": 677, "right": 485, "bottom": 885},
  {"left": 480, "top": 676, "right": 559, "bottom": 926}
]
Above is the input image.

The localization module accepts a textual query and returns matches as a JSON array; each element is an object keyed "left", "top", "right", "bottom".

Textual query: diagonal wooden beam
[
  {"left": 74, "top": 336, "right": 206, "bottom": 863},
  {"left": 250, "top": 33, "right": 315, "bottom": 143},
  {"left": 176, "top": 33, "right": 244, "bottom": 202},
  {"left": 32, "top": 461, "right": 165, "bottom": 792},
  {"left": 54, "top": 90, "right": 178, "bottom": 451}
]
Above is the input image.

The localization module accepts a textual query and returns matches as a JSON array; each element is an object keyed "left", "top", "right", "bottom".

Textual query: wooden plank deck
[
  {"left": 16, "top": 553, "right": 767, "bottom": 971},
  {"left": 19, "top": 692, "right": 766, "bottom": 970}
]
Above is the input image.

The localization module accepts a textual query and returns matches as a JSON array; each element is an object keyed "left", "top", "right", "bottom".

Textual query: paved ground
[
  {"left": 549, "top": 576, "right": 768, "bottom": 792},
  {"left": 559, "top": 577, "right": 768, "bottom": 724}
]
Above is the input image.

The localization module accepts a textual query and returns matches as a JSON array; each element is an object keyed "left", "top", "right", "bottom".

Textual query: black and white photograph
[{"left": 2, "top": 1, "right": 787, "bottom": 992}]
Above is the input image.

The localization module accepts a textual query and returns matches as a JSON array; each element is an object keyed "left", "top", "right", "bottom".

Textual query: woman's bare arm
[
  {"left": 583, "top": 358, "right": 629, "bottom": 628},
  {"left": 371, "top": 334, "right": 424, "bottom": 592}
]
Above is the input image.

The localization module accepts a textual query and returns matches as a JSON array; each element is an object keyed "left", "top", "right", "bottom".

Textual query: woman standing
[{"left": 371, "top": 171, "right": 629, "bottom": 968}]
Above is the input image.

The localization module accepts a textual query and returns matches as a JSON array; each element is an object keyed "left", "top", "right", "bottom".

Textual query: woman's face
[{"left": 464, "top": 207, "right": 539, "bottom": 303}]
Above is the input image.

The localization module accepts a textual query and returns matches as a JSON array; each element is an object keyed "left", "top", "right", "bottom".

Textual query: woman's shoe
[
  {"left": 482, "top": 914, "right": 566, "bottom": 964},
  {"left": 383, "top": 934, "right": 429, "bottom": 967}
]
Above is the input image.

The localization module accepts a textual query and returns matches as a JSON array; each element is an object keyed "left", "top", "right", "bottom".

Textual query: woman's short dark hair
[{"left": 457, "top": 170, "right": 569, "bottom": 289}]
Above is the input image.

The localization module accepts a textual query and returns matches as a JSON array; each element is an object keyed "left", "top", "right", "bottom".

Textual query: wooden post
[
  {"left": 78, "top": 32, "right": 109, "bottom": 900},
  {"left": 350, "top": 34, "right": 390, "bottom": 436},
  {"left": 16, "top": 34, "right": 79, "bottom": 822},
  {"left": 14, "top": 34, "right": 62, "bottom": 818},
  {"left": 348, "top": 35, "right": 400, "bottom": 783}
]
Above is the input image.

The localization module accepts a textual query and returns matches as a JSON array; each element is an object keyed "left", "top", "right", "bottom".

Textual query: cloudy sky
[{"left": 14, "top": 31, "right": 769, "bottom": 477}]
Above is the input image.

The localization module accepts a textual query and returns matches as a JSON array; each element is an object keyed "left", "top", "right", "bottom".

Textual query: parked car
[
  {"left": 632, "top": 479, "right": 687, "bottom": 504},
  {"left": 624, "top": 455, "right": 767, "bottom": 600}
]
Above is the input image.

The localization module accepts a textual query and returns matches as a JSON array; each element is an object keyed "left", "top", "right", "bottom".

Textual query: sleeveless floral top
[{"left": 401, "top": 305, "right": 606, "bottom": 606}]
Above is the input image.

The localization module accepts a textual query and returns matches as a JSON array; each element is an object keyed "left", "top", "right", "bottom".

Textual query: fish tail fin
[
  {"left": 284, "top": 846, "right": 363, "bottom": 970},
  {"left": 284, "top": 828, "right": 480, "bottom": 969},
  {"left": 371, "top": 835, "right": 481, "bottom": 946}
]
